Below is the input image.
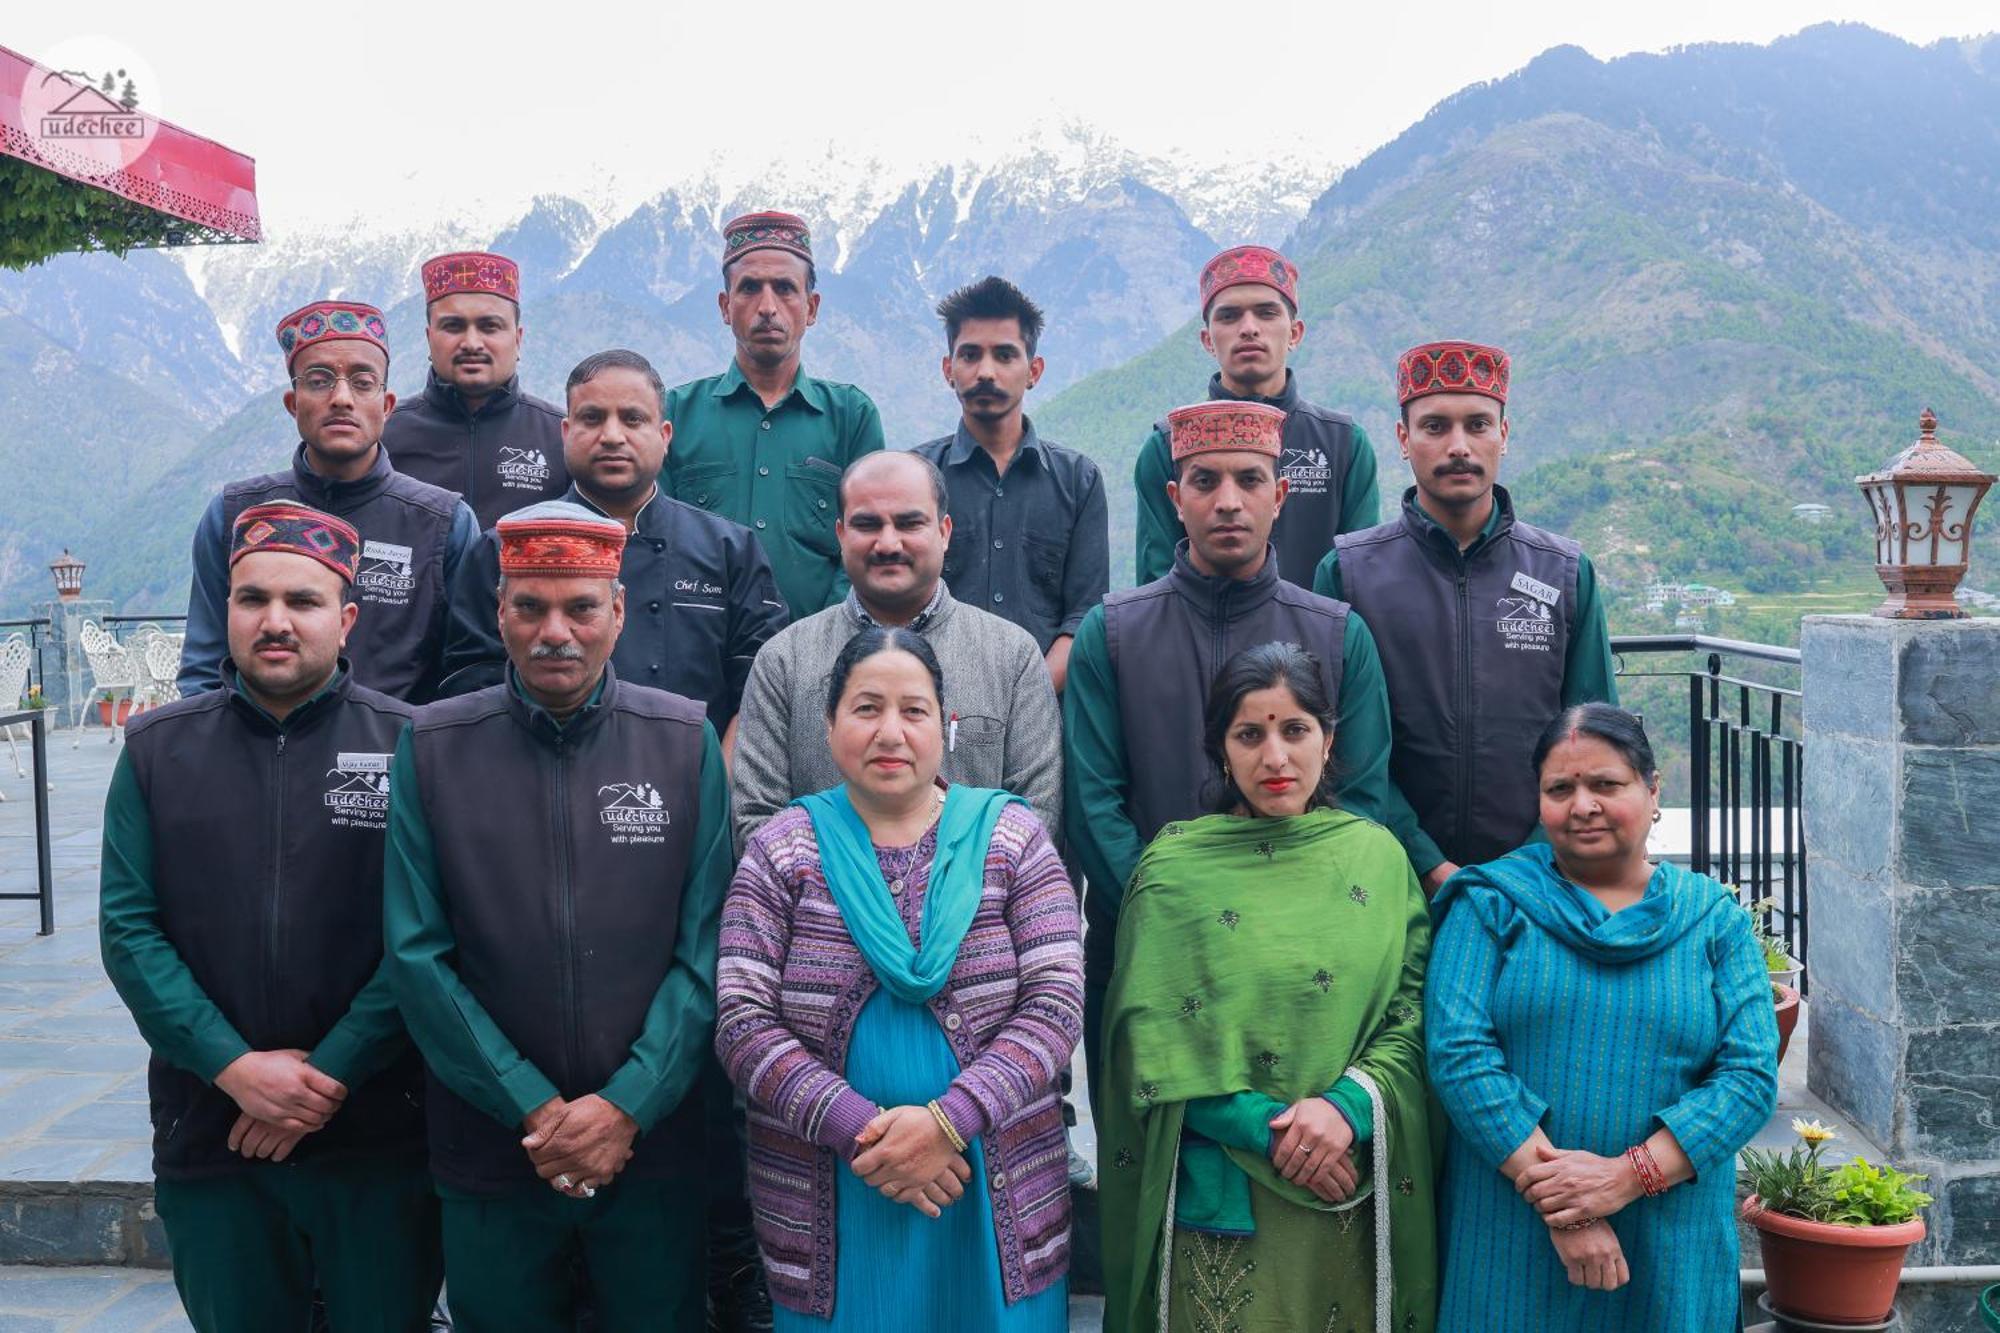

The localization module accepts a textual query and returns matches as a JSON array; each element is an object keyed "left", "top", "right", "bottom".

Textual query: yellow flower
[{"left": 1792, "top": 1118, "right": 1836, "bottom": 1145}]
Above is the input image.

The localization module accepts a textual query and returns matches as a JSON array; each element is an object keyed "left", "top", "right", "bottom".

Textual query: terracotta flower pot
[
  {"left": 96, "top": 697, "right": 133, "bottom": 726},
  {"left": 1742, "top": 1194, "right": 1924, "bottom": 1325},
  {"left": 1773, "top": 984, "right": 1801, "bottom": 1065}
]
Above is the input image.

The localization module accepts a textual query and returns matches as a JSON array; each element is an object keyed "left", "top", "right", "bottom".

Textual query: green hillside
[{"left": 1038, "top": 113, "right": 2000, "bottom": 630}]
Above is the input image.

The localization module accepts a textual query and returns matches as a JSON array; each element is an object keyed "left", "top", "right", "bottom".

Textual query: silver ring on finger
[{"left": 555, "top": 1173, "right": 573, "bottom": 1191}]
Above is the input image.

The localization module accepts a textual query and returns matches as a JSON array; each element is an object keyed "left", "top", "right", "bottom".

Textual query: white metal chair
[
  {"left": 141, "top": 633, "right": 183, "bottom": 710},
  {"left": 0, "top": 634, "right": 32, "bottom": 789},
  {"left": 74, "top": 619, "right": 138, "bottom": 747}
]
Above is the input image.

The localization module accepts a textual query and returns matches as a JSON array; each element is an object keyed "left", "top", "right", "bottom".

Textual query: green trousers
[
  {"left": 153, "top": 1151, "right": 440, "bottom": 1333},
  {"left": 440, "top": 1176, "right": 704, "bottom": 1332}
]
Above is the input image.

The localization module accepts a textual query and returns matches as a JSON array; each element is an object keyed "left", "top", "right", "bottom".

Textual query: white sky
[{"left": 8, "top": 1, "right": 1996, "bottom": 236}]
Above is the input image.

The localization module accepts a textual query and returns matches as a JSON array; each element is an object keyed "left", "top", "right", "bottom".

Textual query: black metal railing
[
  {"left": 1612, "top": 634, "right": 1807, "bottom": 989},
  {"left": 0, "top": 709, "right": 55, "bottom": 935}
]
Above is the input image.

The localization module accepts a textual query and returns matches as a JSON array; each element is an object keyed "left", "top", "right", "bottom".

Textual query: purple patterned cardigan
[{"left": 714, "top": 799, "right": 1084, "bottom": 1317}]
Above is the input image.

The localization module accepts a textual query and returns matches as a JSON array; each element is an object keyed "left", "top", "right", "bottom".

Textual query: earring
[{"left": 1651, "top": 809, "right": 1662, "bottom": 825}]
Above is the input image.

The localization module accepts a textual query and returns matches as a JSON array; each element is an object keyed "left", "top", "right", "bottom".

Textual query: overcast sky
[{"left": 9, "top": 2, "right": 1996, "bottom": 236}]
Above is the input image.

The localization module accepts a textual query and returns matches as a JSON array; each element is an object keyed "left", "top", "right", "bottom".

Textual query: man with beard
[
  {"left": 385, "top": 502, "right": 731, "bottom": 1331},
  {"left": 102, "top": 502, "right": 439, "bottom": 1329},
  {"left": 1133, "top": 245, "right": 1378, "bottom": 586},
  {"left": 441, "top": 349, "right": 787, "bottom": 752},
  {"left": 662, "top": 211, "right": 884, "bottom": 620},
  {"left": 382, "top": 251, "right": 569, "bottom": 529},
  {"left": 730, "top": 450, "right": 1061, "bottom": 850},
  {"left": 1313, "top": 340, "right": 1615, "bottom": 890},
  {"left": 1063, "top": 400, "right": 1397, "bottom": 1116},
  {"left": 912, "top": 276, "right": 1106, "bottom": 693},
  {"left": 180, "top": 301, "right": 479, "bottom": 702}
]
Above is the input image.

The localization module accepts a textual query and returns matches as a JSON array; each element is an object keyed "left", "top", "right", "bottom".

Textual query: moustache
[
  {"left": 1435, "top": 461, "right": 1484, "bottom": 477},
  {"left": 963, "top": 385, "right": 1006, "bottom": 399},
  {"left": 866, "top": 554, "right": 912, "bottom": 568},
  {"left": 529, "top": 642, "right": 586, "bottom": 661},
  {"left": 254, "top": 634, "right": 300, "bottom": 653},
  {"left": 453, "top": 353, "right": 490, "bottom": 363}
]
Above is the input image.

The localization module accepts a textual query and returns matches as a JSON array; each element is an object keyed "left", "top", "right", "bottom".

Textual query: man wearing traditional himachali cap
[
  {"left": 662, "top": 210, "right": 885, "bottom": 620},
  {"left": 1314, "top": 340, "right": 1616, "bottom": 891},
  {"left": 103, "top": 501, "right": 440, "bottom": 1330},
  {"left": 384, "top": 501, "right": 730, "bottom": 1331},
  {"left": 179, "top": 299, "right": 479, "bottom": 703},
  {"left": 1062, "top": 399, "right": 1399, "bottom": 1115},
  {"left": 1132, "top": 244, "right": 1379, "bottom": 587},
  {"left": 383, "top": 249, "right": 572, "bottom": 530}
]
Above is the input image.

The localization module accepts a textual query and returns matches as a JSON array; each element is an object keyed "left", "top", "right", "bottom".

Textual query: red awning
[{"left": 0, "top": 43, "right": 259, "bottom": 242}]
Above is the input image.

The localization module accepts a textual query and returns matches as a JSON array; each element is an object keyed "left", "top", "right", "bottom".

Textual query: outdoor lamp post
[
  {"left": 48, "top": 549, "right": 85, "bottom": 602},
  {"left": 1856, "top": 408, "right": 1995, "bottom": 619}
]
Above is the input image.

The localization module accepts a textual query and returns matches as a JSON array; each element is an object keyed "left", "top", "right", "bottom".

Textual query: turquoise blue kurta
[
  {"left": 775, "top": 988, "right": 1066, "bottom": 1333},
  {"left": 1425, "top": 846, "right": 1777, "bottom": 1332}
]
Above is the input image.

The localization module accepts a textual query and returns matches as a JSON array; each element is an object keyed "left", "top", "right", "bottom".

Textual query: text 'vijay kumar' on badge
[{"left": 325, "top": 752, "right": 394, "bottom": 827}]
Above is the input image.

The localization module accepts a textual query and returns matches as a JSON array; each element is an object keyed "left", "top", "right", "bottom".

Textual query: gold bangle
[{"left": 927, "top": 1099, "right": 967, "bottom": 1152}]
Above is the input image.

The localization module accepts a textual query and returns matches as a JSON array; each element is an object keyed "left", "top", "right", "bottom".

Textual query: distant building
[
  {"left": 1646, "top": 580, "right": 1739, "bottom": 613},
  {"left": 1792, "top": 502, "right": 1833, "bottom": 525}
]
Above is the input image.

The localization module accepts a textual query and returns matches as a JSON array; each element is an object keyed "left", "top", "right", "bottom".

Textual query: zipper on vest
[
  {"left": 466, "top": 417, "right": 480, "bottom": 519},
  {"left": 265, "top": 732, "right": 287, "bottom": 1037},
  {"left": 553, "top": 735, "right": 583, "bottom": 1090},
  {"left": 1453, "top": 569, "right": 1472, "bottom": 852}
]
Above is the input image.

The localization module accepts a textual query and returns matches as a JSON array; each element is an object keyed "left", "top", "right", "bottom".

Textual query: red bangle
[{"left": 1625, "top": 1144, "right": 1667, "bottom": 1197}]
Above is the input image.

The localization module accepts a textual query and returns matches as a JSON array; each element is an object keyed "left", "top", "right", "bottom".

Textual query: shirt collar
[
  {"left": 506, "top": 662, "right": 611, "bottom": 738},
  {"left": 222, "top": 659, "right": 350, "bottom": 733},
  {"left": 566, "top": 481, "right": 663, "bottom": 535},
  {"left": 422, "top": 367, "right": 520, "bottom": 419},
  {"left": 944, "top": 416, "right": 1046, "bottom": 470},
  {"left": 844, "top": 579, "right": 949, "bottom": 633},
  {"left": 292, "top": 440, "right": 394, "bottom": 508},
  {"left": 714, "top": 358, "right": 828, "bottom": 415},
  {"left": 1400, "top": 483, "right": 1515, "bottom": 556},
  {"left": 1208, "top": 368, "right": 1299, "bottom": 412}
]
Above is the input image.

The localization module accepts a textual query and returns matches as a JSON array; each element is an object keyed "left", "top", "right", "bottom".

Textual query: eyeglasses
[{"left": 292, "top": 369, "right": 385, "bottom": 397}]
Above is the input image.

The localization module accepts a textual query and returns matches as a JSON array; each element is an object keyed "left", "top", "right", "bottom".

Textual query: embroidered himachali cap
[
  {"left": 1398, "top": 340, "right": 1511, "bottom": 406},
  {"left": 1167, "top": 400, "right": 1287, "bottom": 462},
  {"left": 1200, "top": 245, "right": 1298, "bottom": 316},
  {"left": 721, "top": 210, "right": 812, "bottom": 266},
  {"left": 421, "top": 250, "right": 521, "bottom": 304},
  {"left": 496, "top": 501, "right": 628, "bottom": 579},
  {"left": 275, "top": 301, "right": 389, "bottom": 371},
  {"left": 230, "top": 502, "right": 361, "bottom": 584}
]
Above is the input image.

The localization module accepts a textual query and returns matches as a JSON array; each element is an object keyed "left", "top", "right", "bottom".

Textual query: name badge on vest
[
  {"left": 357, "top": 539, "right": 417, "bottom": 606},
  {"left": 325, "top": 751, "right": 393, "bottom": 829},
  {"left": 598, "top": 780, "right": 670, "bottom": 846},
  {"left": 1497, "top": 570, "right": 1560, "bottom": 653},
  {"left": 1280, "top": 446, "right": 1332, "bottom": 495}
]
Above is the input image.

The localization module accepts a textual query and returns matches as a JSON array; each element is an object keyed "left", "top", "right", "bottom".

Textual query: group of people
[{"left": 97, "top": 210, "right": 1781, "bottom": 1333}]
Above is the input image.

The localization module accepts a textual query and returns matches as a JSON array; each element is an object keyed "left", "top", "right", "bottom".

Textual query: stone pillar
[
  {"left": 30, "top": 598, "right": 112, "bottom": 725},
  {"left": 1801, "top": 614, "right": 1999, "bottom": 1279}
]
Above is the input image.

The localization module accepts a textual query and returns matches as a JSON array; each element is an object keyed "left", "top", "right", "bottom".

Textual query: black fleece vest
[
  {"left": 408, "top": 668, "right": 708, "bottom": 1193},
  {"left": 1091, "top": 548, "right": 1348, "bottom": 961},
  {"left": 123, "top": 669, "right": 423, "bottom": 1179},
  {"left": 1335, "top": 489, "right": 1581, "bottom": 867}
]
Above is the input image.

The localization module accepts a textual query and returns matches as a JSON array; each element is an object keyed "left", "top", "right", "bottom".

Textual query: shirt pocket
[
  {"left": 1023, "top": 533, "right": 1066, "bottom": 613},
  {"left": 675, "top": 460, "right": 735, "bottom": 516},
  {"left": 784, "top": 458, "right": 842, "bottom": 559}
]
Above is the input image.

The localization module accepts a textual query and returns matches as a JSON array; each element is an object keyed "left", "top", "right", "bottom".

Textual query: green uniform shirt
[
  {"left": 381, "top": 701, "right": 733, "bottom": 1133},
  {"left": 1311, "top": 501, "right": 1618, "bottom": 874},
  {"left": 1061, "top": 606, "right": 1397, "bottom": 929},
  {"left": 661, "top": 361, "right": 885, "bottom": 619},
  {"left": 98, "top": 678, "right": 405, "bottom": 1090}
]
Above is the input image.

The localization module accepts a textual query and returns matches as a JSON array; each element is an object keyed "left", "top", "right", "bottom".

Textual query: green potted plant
[
  {"left": 23, "top": 683, "right": 45, "bottom": 710},
  {"left": 1739, "top": 1119, "right": 1931, "bottom": 1325},
  {"left": 1745, "top": 900, "right": 1803, "bottom": 1061}
]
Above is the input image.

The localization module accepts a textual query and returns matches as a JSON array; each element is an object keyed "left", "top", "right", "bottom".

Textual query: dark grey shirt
[{"left": 914, "top": 419, "right": 1109, "bottom": 653}]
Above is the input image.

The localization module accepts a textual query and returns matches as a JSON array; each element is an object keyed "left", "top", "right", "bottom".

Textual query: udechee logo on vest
[
  {"left": 325, "top": 752, "right": 393, "bottom": 828},
  {"left": 1280, "top": 447, "right": 1332, "bottom": 495},
  {"left": 356, "top": 539, "right": 416, "bottom": 606},
  {"left": 598, "top": 781, "right": 670, "bottom": 845},
  {"left": 497, "top": 447, "right": 551, "bottom": 489},
  {"left": 1496, "top": 570, "right": 1560, "bottom": 653}
]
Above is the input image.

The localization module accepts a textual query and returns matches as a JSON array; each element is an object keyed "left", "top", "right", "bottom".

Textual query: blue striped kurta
[{"left": 1426, "top": 846, "right": 1777, "bottom": 1331}]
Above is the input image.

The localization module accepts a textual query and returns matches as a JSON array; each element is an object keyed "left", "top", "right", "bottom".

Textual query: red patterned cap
[
  {"left": 274, "top": 301, "right": 389, "bottom": 371},
  {"left": 1200, "top": 245, "right": 1298, "bottom": 317},
  {"left": 230, "top": 502, "right": 361, "bottom": 584},
  {"left": 1398, "top": 340, "right": 1510, "bottom": 406},
  {"left": 1167, "top": 401, "right": 1286, "bottom": 462},
  {"left": 722, "top": 210, "right": 812, "bottom": 266},
  {"left": 421, "top": 251, "right": 521, "bottom": 304},
  {"left": 497, "top": 501, "right": 627, "bottom": 579}
]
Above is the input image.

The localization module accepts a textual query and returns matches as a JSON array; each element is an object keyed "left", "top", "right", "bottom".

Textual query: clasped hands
[
  {"left": 1517, "top": 1144, "right": 1642, "bottom": 1291},
  {"left": 1267, "top": 1097, "right": 1360, "bottom": 1204},
  {"left": 215, "top": 1048, "right": 347, "bottom": 1163},
  {"left": 849, "top": 1105, "right": 972, "bottom": 1219},
  {"left": 522, "top": 1094, "right": 638, "bottom": 1198}
]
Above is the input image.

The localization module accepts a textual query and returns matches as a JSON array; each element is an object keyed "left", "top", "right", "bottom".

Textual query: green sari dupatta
[
  {"left": 794, "top": 783, "right": 1021, "bottom": 1004},
  {"left": 1097, "top": 809, "right": 1441, "bottom": 1333}
]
